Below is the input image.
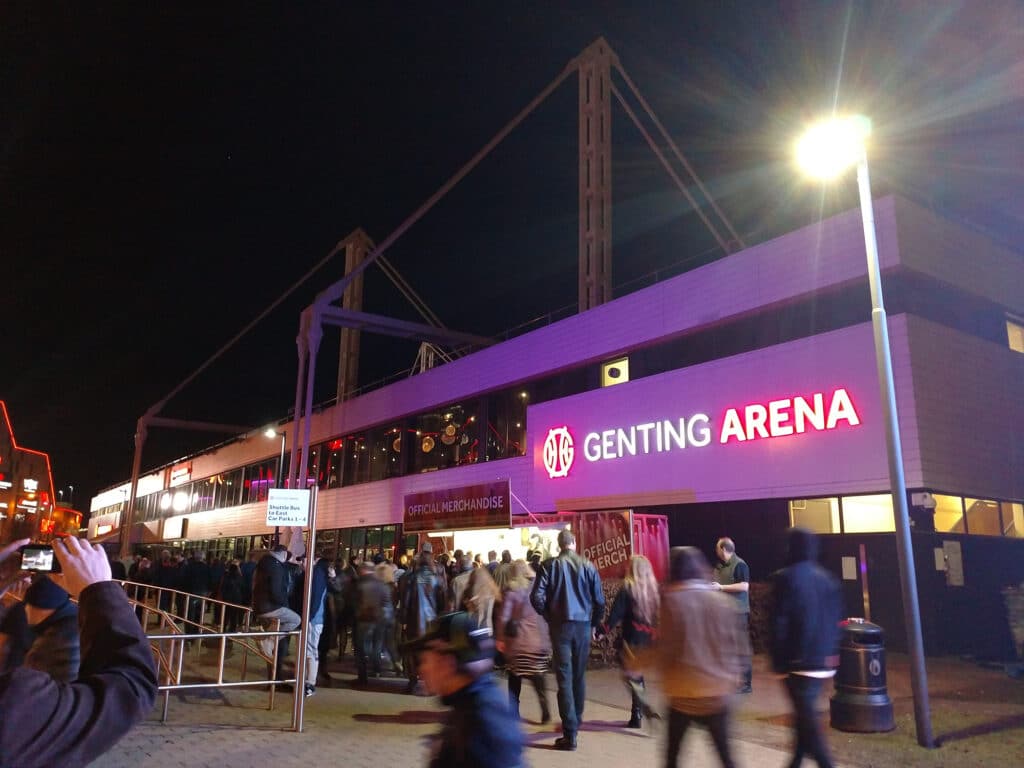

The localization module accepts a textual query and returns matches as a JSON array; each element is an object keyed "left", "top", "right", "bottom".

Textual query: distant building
[{"left": 0, "top": 401, "right": 77, "bottom": 544}]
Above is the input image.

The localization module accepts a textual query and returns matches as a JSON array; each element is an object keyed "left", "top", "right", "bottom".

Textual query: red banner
[
  {"left": 632, "top": 514, "right": 670, "bottom": 582},
  {"left": 578, "top": 510, "right": 632, "bottom": 580},
  {"left": 403, "top": 480, "right": 511, "bottom": 533}
]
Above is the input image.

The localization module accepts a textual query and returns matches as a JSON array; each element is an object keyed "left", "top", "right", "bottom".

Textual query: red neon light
[{"left": 0, "top": 401, "right": 56, "bottom": 511}]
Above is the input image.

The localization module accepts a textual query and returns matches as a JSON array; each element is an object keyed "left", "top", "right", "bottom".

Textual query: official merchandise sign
[
  {"left": 404, "top": 480, "right": 511, "bottom": 533},
  {"left": 267, "top": 488, "right": 312, "bottom": 527}
]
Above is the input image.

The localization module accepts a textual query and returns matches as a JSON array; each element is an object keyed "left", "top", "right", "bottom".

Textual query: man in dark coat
[
  {"left": 399, "top": 550, "right": 446, "bottom": 693},
  {"left": 180, "top": 550, "right": 212, "bottom": 629},
  {"left": 771, "top": 527, "right": 843, "bottom": 768},
  {"left": 0, "top": 536, "right": 158, "bottom": 767},
  {"left": 531, "top": 528, "right": 605, "bottom": 751}
]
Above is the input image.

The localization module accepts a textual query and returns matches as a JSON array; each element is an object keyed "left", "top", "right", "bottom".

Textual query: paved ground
[{"left": 91, "top": 647, "right": 1023, "bottom": 768}]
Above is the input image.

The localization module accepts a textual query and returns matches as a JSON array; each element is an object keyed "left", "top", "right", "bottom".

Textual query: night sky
[{"left": 3, "top": 2, "right": 1021, "bottom": 512}]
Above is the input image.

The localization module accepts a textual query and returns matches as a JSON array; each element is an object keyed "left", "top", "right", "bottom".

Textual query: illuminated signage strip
[{"left": 527, "top": 323, "right": 889, "bottom": 509}]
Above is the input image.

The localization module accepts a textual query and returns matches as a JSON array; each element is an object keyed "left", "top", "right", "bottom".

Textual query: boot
[
  {"left": 507, "top": 674, "right": 522, "bottom": 720},
  {"left": 532, "top": 674, "right": 551, "bottom": 724},
  {"left": 627, "top": 678, "right": 645, "bottom": 727}
]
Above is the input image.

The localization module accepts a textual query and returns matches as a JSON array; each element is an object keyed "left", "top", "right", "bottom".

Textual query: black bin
[{"left": 830, "top": 618, "right": 895, "bottom": 732}]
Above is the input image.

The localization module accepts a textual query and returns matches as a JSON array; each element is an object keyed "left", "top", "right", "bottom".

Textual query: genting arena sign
[
  {"left": 542, "top": 388, "right": 860, "bottom": 478},
  {"left": 528, "top": 324, "right": 891, "bottom": 508}
]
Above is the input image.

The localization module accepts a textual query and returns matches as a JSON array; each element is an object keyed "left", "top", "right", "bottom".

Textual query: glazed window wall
[
  {"left": 411, "top": 400, "right": 482, "bottom": 473},
  {"left": 789, "top": 493, "right": 1024, "bottom": 538},
  {"left": 485, "top": 389, "right": 528, "bottom": 461}
]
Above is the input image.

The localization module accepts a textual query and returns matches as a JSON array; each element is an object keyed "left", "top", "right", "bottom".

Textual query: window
[
  {"left": 964, "top": 498, "right": 1001, "bottom": 536},
  {"left": 367, "top": 425, "right": 405, "bottom": 482},
  {"left": 1007, "top": 318, "right": 1024, "bottom": 353},
  {"left": 1002, "top": 502, "right": 1024, "bottom": 538},
  {"left": 244, "top": 460, "right": 277, "bottom": 504},
  {"left": 321, "top": 439, "right": 344, "bottom": 489},
  {"left": 214, "top": 468, "right": 243, "bottom": 509},
  {"left": 789, "top": 498, "right": 840, "bottom": 533},
  {"left": 932, "top": 494, "right": 965, "bottom": 533},
  {"left": 411, "top": 400, "right": 481, "bottom": 473},
  {"left": 486, "top": 389, "right": 527, "bottom": 461},
  {"left": 841, "top": 494, "right": 896, "bottom": 533}
]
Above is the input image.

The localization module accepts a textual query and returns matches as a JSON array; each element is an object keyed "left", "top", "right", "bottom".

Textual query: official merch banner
[
  {"left": 403, "top": 479, "right": 511, "bottom": 533},
  {"left": 577, "top": 510, "right": 632, "bottom": 580}
]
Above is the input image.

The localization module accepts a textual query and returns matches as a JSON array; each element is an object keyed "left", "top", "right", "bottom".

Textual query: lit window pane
[
  {"left": 965, "top": 498, "right": 1000, "bottom": 536},
  {"left": 790, "top": 498, "right": 840, "bottom": 533},
  {"left": 1001, "top": 502, "right": 1024, "bottom": 538},
  {"left": 842, "top": 494, "right": 895, "bottom": 533},
  {"left": 1008, "top": 319, "right": 1024, "bottom": 353},
  {"left": 933, "top": 494, "right": 965, "bottom": 533}
]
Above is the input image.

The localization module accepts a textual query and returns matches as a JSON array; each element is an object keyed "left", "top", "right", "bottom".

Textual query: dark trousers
[
  {"left": 783, "top": 674, "right": 834, "bottom": 768},
  {"left": 508, "top": 673, "right": 550, "bottom": 721},
  {"left": 666, "top": 708, "right": 735, "bottom": 768},
  {"left": 355, "top": 620, "right": 384, "bottom": 680},
  {"left": 551, "top": 620, "right": 591, "bottom": 735},
  {"left": 738, "top": 613, "right": 752, "bottom": 689}
]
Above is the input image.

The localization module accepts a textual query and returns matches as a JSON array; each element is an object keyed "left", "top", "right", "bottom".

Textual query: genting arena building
[{"left": 89, "top": 196, "right": 1024, "bottom": 658}]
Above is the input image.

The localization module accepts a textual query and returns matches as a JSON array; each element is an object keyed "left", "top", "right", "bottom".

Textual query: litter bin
[{"left": 830, "top": 618, "right": 895, "bottom": 732}]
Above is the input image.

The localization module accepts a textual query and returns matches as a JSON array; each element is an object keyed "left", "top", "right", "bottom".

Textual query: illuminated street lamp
[
  {"left": 265, "top": 428, "right": 287, "bottom": 546},
  {"left": 795, "top": 115, "right": 933, "bottom": 748}
]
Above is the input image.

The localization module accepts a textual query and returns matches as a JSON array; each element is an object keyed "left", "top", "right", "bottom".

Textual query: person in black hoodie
[
  {"left": 771, "top": 526, "right": 843, "bottom": 768},
  {"left": 252, "top": 545, "right": 300, "bottom": 688}
]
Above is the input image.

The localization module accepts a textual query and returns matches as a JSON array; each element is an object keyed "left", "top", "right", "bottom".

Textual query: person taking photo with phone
[{"left": 0, "top": 537, "right": 158, "bottom": 768}]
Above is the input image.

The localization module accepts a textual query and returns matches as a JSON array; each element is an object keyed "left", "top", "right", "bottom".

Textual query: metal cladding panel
[{"left": 527, "top": 322, "right": 897, "bottom": 511}]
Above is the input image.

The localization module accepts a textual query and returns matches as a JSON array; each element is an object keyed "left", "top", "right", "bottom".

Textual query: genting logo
[{"left": 542, "top": 426, "right": 575, "bottom": 479}]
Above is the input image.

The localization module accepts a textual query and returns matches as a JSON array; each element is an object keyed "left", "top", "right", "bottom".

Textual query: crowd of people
[{"left": 0, "top": 526, "right": 843, "bottom": 767}]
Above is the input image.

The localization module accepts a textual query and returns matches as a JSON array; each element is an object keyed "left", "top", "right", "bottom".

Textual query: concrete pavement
[
  {"left": 90, "top": 651, "right": 811, "bottom": 768},
  {"left": 90, "top": 648, "right": 1024, "bottom": 768}
]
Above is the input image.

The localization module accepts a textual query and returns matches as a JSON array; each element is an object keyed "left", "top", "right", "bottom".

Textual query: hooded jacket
[{"left": 770, "top": 528, "right": 843, "bottom": 673}]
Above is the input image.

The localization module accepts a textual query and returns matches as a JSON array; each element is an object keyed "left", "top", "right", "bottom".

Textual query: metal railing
[
  {"left": 118, "top": 581, "right": 305, "bottom": 728},
  {"left": 4, "top": 579, "right": 307, "bottom": 730}
]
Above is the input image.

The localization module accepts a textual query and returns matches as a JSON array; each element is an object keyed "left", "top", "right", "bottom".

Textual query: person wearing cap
[
  {"left": 407, "top": 611, "right": 523, "bottom": 768},
  {"left": 0, "top": 537, "right": 158, "bottom": 767},
  {"left": 530, "top": 528, "right": 605, "bottom": 751},
  {"left": 20, "top": 576, "right": 81, "bottom": 683}
]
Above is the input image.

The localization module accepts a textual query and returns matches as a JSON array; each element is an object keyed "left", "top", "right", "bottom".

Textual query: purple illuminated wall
[{"left": 527, "top": 323, "right": 891, "bottom": 511}]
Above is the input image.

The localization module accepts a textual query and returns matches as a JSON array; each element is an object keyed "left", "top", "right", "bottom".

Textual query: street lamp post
[
  {"left": 796, "top": 115, "right": 933, "bottom": 748},
  {"left": 265, "top": 428, "right": 287, "bottom": 546}
]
